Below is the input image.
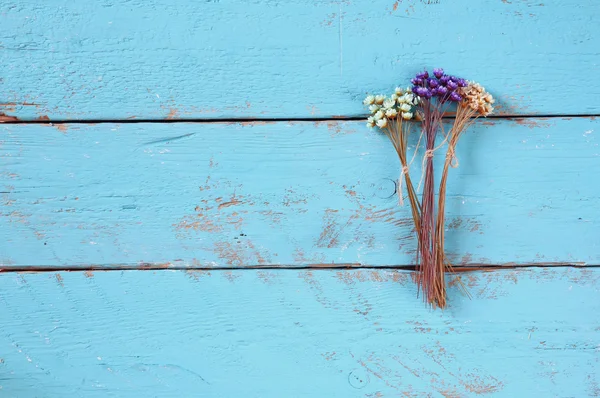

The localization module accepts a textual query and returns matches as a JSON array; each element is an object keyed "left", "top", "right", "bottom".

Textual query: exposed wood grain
[
  {"left": 0, "top": 268, "right": 599, "bottom": 397},
  {"left": 1, "top": 1, "right": 598, "bottom": 120},
  {"left": 1, "top": 118, "right": 598, "bottom": 268}
]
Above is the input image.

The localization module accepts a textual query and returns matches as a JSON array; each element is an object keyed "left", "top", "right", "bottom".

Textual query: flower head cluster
[
  {"left": 411, "top": 68, "right": 467, "bottom": 102},
  {"left": 364, "top": 87, "right": 420, "bottom": 128},
  {"left": 458, "top": 82, "right": 495, "bottom": 116}
]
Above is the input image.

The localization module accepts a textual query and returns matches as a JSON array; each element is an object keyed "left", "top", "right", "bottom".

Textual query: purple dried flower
[
  {"left": 416, "top": 70, "right": 429, "bottom": 79},
  {"left": 413, "top": 86, "right": 426, "bottom": 97},
  {"left": 436, "top": 86, "right": 448, "bottom": 96},
  {"left": 412, "top": 77, "right": 424, "bottom": 86},
  {"left": 458, "top": 78, "right": 468, "bottom": 88},
  {"left": 433, "top": 68, "right": 444, "bottom": 79},
  {"left": 423, "top": 89, "right": 433, "bottom": 99},
  {"left": 447, "top": 80, "right": 458, "bottom": 90},
  {"left": 439, "top": 75, "right": 450, "bottom": 85},
  {"left": 428, "top": 78, "right": 439, "bottom": 88},
  {"left": 450, "top": 92, "right": 462, "bottom": 102}
]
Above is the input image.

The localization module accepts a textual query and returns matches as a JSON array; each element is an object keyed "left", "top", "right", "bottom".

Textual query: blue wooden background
[{"left": 1, "top": 1, "right": 599, "bottom": 396}]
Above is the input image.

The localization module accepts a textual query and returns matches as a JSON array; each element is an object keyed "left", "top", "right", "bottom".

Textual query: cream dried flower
[
  {"left": 400, "top": 103, "right": 412, "bottom": 112},
  {"left": 459, "top": 82, "right": 495, "bottom": 117},
  {"left": 401, "top": 112, "right": 413, "bottom": 120},
  {"left": 375, "top": 95, "right": 385, "bottom": 105},
  {"left": 383, "top": 98, "right": 396, "bottom": 109},
  {"left": 406, "top": 94, "right": 419, "bottom": 105},
  {"left": 363, "top": 95, "right": 375, "bottom": 105},
  {"left": 376, "top": 118, "right": 388, "bottom": 128},
  {"left": 366, "top": 116, "right": 375, "bottom": 128},
  {"left": 386, "top": 108, "right": 398, "bottom": 118},
  {"left": 374, "top": 110, "right": 385, "bottom": 120},
  {"left": 395, "top": 87, "right": 403, "bottom": 95},
  {"left": 369, "top": 104, "right": 380, "bottom": 114}
]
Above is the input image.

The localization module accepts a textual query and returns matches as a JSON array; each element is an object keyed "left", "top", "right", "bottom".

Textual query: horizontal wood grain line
[
  {"left": 1, "top": 268, "right": 599, "bottom": 397},
  {"left": 0, "top": 262, "right": 594, "bottom": 273},
  {"left": 2, "top": 118, "right": 599, "bottom": 268},
  {"left": 1, "top": 114, "right": 599, "bottom": 125},
  {"left": 1, "top": 0, "right": 599, "bottom": 120}
]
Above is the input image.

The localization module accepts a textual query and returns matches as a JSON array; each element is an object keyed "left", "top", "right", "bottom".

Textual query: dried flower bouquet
[{"left": 364, "top": 68, "right": 495, "bottom": 308}]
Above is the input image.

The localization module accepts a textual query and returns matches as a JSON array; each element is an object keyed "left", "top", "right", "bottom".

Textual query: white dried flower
[
  {"left": 376, "top": 118, "right": 388, "bottom": 128},
  {"left": 369, "top": 104, "right": 380, "bottom": 114},
  {"left": 366, "top": 116, "right": 375, "bottom": 128},
  {"left": 363, "top": 95, "right": 375, "bottom": 105},
  {"left": 395, "top": 87, "right": 403, "bottom": 95},
  {"left": 401, "top": 112, "right": 413, "bottom": 120},
  {"left": 385, "top": 108, "right": 398, "bottom": 118},
  {"left": 405, "top": 86, "right": 412, "bottom": 93},
  {"left": 391, "top": 93, "right": 399, "bottom": 101},
  {"left": 375, "top": 95, "right": 385, "bottom": 105},
  {"left": 383, "top": 98, "right": 395, "bottom": 109},
  {"left": 374, "top": 110, "right": 384, "bottom": 120},
  {"left": 400, "top": 103, "right": 411, "bottom": 112}
]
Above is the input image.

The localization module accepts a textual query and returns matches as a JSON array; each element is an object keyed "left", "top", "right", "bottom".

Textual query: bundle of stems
[
  {"left": 417, "top": 98, "right": 447, "bottom": 308},
  {"left": 434, "top": 105, "right": 478, "bottom": 299},
  {"left": 384, "top": 118, "right": 421, "bottom": 239},
  {"left": 435, "top": 82, "right": 495, "bottom": 300}
]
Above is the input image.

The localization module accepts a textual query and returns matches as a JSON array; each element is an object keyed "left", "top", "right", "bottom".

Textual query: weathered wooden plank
[
  {"left": 0, "top": 268, "right": 598, "bottom": 397},
  {"left": 1, "top": 1, "right": 598, "bottom": 120},
  {"left": 1, "top": 118, "right": 598, "bottom": 268}
]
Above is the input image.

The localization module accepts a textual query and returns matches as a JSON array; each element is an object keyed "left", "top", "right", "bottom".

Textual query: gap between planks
[
  {"left": 0, "top": 262, "right": 594, "bottom": 274},
  {"left": 1, "top": 114, "right": 599, "bottom": 125}
]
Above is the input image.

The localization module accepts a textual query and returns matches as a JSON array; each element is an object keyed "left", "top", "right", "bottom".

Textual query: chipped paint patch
[
  {"left": 336, "top": 270, "right": 410, "bottom": 285},
  {"left": 513, "top": 118, "right": 551, "bottom": 129},
  {"left": 55, "top": 124, "right": 68, "bottom": 133},
  {"left": 0, "top": 113, "right": 19, "bottom": 122},
  {"left": 222, "top": 271, "right": 241, "bottom": 283},
  {"left": 166, "top": 108, "right": 180, "bottom": 120},
  {"left": 218, "top": 196, "right": 242, "bottom": 210},
  {"left": 185, "top": 269, "right": 212, "bottom": 281}
]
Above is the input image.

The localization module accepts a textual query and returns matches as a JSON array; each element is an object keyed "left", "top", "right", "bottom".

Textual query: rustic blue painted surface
[
  {"left": 1, "top": 268, "right": 599, "bottom": 397},
  {"left": 2, "top": 0, "right": 600, "bottom": 395},
  {"left": 1, "top": 0, "right": 599, "bottom": 120},
  {"left": 1, "top": 118, "right": 598, "bottom": 268}
]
